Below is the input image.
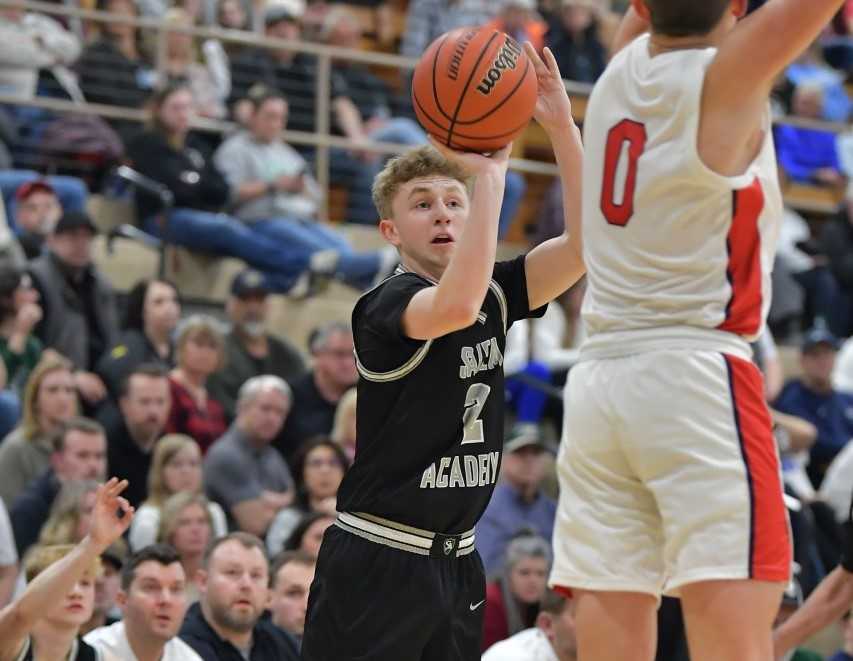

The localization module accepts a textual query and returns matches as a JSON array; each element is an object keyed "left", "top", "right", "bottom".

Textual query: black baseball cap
[
  {"left": 53, "top": 211, "right": 97, "bottom": 235},
  {"left": 802, "top": 327, "right": 840, "bottom": 352},
  {"left": 231, "top": 268, "right": 270, "bottom": 298},
  {"left": 504, "top": 424, "right": 556, "bottom": 454}
]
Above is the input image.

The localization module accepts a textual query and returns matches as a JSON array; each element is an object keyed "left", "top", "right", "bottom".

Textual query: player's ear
[
  {"left": 378, "top": 219, "right": 401, "bottom": 247},
  {"left": 630, "top": 0, "right": 651, "bottom": 22}
]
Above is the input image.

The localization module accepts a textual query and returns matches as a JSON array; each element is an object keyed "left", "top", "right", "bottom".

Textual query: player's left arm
[{"left": 521, "top": 43, "right": 586, "bottom": 312}]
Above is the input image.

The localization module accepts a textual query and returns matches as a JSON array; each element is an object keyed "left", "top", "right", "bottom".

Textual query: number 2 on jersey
[
  {"left": 461, "top": 383, "right": 491, "bottom": 445},
  {"left": 600, "top": 119, "right": 647, "bottom": 227}
]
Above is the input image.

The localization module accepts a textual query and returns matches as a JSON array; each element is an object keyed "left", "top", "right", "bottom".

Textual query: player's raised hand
[
  {"left": 427, "top": 135, "right": 512, "bottom": 177},
  {"left": 87, "top": 478, "right": 134, "bottom": 553},
  {"left": 524, "top": 43, "right": 575, "bottom": 134}
]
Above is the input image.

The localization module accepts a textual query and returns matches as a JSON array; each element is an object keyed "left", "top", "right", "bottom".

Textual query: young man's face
[{"left": 380, "top": 176, "right": 469, "bottom": 278}]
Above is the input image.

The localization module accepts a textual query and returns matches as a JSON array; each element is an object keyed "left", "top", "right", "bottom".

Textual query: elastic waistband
[
  {"left": 579, "top": 326, "right": 754, "bottom": 362},
  {"left": 335, "top": 512, "right": 476, "bottom": 558}
]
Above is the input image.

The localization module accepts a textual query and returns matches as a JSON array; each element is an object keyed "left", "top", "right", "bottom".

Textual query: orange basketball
[{"left": 412, "top": 27, "right": 538, "bottom": 153}]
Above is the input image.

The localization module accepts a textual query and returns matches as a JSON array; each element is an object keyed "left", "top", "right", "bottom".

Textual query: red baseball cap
[{"left": 15, "top": 180, "right": 56, "bottom": 202}]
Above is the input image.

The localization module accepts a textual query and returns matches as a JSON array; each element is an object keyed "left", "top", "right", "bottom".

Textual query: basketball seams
[
  {"left": 453, "top": 58, "right": 534, "bottom": 126},
  {"left": 445, "top": 30, "right": 502, "bottom": 147},
  {"left": 412, "top": 91, "right": 532, "bottom": 146},
  {"left": 430, "top": 35, "right": 454, "bottom": 122}
]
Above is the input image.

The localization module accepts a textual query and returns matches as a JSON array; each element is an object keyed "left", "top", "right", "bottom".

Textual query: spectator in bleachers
[
  {"left": 0, "top": 172, "right": 87, "bottom": 225},
  {"left": 101, "top": 364, "right": 171, "bottom": 507},
  {"left": 0, "top": 265, "right": 42, "bottom": 436},
  {"left": 128, "top": 83, "right": 322, "bottom": 295},
  {"left": 818, "top": 184, "right": 853, "bottom": 337},
  {"left": 400, "top": 0, "right": 497, "bottom": 60},
  {"left": 0, "top": 480, "right": 133, "bottom": 661},
  {"left": 775, "top": 83, "right": 846, "bottom": 187},
  {"left": 482, "top": 588, "right": 577, "bottom": 661},
  {"left": 482, "top": 533, "right": 551, "bottom": 652},
  {"left": 217, "top": 0, "right": 251, "bottom": 32},
  {"left": 276, "top": 322, "right": 356, "bottom": 461},
  {"left": 329, "top": 387, "right": 356, "bottom": 461},
  {"left": 213, "top": 88, "right": 398, "bottom": 290},
  {"left": 11, "top": 180, "right": 60, "bottom": 260},
  {"left": 786, "top": 42, "right": 852, "bottom": 123},
  {"left": 166, "top": 315, "right": 227, "bottom": 454},
  {"left": 0, "top": 500, "right": 16, "bottom": 609},
  {"left": 268, "top": 550, "right": 315, "bottom": 647},
  {"left": 484, "top": 0, "right": 547, "bottom": 53},
  {"left": 180, "top": 532, "right": 300, "bottom": 660},
  {"left": 37, "top": 479, "right": 100, "bottom": 547},
  {"left": 10, "top": 417, "right": 107, "bottom": 558},
  {"left": 30, "top": 210, "right": 118, "bottom": 408},
  {"left": 208, "top": 270, "right": 305, "bottom": 421},
  {"left": 163, "top": 8, "right": 229, "bottom": 120},
  {"left": 266, "top": 436, "right": 347, "bottom": 556},
  {"left": 477, "top": 426, "right": 557, "bottom": 577},
  {"left": 282, "top": 511, "right": 334, "bottom": 558},
  {"left": 546, "top": 0, "right": 607, "bottom": 84},
  {"left": 0, "top": 353, "right": 77, "bottom": 508},
  {"left": 80, "top": 539, "right": 127, "bottom": 635},
  {"left": 85, "top": 543, "right": 204, "bottom": 660},
  {"left": 0, "top": 0, "right": 81, "bottom": 100},
  {"left": 76, "top": 0, "right": 158, "bottom": 136},
  {"left": 129, "top": 434, "right": 227, "bottom": 551},
  {"left": 96, "top": 278, "right": 180, "bottom": 401},
  {"left": 775, "top": 327, "right": 853, "bottom": 488},
  {"left": 204, "top": 375, "right": 294, "bottom": 538},
  {"left": 158, "top": 491, "right": 215, "bottom": 603}
]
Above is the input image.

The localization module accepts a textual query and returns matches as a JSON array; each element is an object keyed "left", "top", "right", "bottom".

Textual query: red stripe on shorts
[
  {"left": 718, "top": 179, "right": 764, "bottom": 337},
  {"left": 724, "top": 354, "right": 791, "bottom": 582}
]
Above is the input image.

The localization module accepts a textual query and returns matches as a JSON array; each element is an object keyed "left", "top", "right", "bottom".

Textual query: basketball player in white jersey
[{"left": 550, "top": 2, "right": 847, "bottom": 661}]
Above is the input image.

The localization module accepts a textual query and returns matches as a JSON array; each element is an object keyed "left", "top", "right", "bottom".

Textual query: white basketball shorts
[{"left": 550, "top": 350, "right": 791, "bottom": 598}]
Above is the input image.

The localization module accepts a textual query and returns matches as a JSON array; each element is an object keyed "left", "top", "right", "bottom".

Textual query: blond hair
[
  {"left": 158, "top": 491, "right": 213, "bottom": 544},
  {"left": 22, "top": 353, "right": 76, "bottom": 441},
  {"left": 371, "top": 145, "right": 471, "bottom": 220},
  {"left": 24, "top": 544, "right": 102, "bottom": 582},
  {"left": 174, "top": 314, "right": 225, "bottom": 370},
  {"left": 146, "top": 434, "right": 201, "bottom": 507}
]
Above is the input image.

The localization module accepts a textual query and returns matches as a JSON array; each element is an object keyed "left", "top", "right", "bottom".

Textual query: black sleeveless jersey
[
  {"left": 336, "top": 256, "right": 545, "bottom": 534},
  {"left": 16, "top": 636, "right": 101, "bottom": 661}
]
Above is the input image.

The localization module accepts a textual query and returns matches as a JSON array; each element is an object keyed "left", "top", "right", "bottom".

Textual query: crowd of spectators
[{"left": 0, "top": 0, "right": 849, "bottom": 659}]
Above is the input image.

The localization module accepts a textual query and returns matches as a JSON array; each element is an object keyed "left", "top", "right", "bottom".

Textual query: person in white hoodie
[
  {"left": 0, "top": 0, "right": 80, "bottom": 100},
  {"left": 482, "top": 588, "right": 577, "bottom": 661}
]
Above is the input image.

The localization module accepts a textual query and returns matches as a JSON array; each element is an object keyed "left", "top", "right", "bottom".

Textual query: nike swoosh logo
[{"left": 469, "top": 599, "right": 485, "bottom": 611}]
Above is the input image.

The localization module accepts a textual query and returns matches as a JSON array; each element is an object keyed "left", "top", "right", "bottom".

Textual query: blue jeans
[
  {"left": 506, "top": 361, "right": 551, "bottom": 424},
  {"left": 252, "top": 218, "right": 381, "bottom": 290},
  {"left": 499, "top": 171, "right": 526, "bottom": 239},
  {"left": 144, "top": 209, "right": 311, "bottom": 293},
  {"left": 0, "top": 170, "right": 88, "bottom": 229}
]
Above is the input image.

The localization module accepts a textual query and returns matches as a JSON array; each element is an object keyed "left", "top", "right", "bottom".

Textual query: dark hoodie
[{"left": 179, "top": 602, "right": 299, "bottom": 661}]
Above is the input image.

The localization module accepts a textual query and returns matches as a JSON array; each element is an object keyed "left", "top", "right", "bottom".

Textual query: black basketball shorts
[{"left": 301, "top": 520, "right": 487, "bottom": 661}]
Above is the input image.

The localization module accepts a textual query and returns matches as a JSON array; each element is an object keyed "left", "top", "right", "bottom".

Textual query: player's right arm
[
  {"left": 400, "top": 141, "right": 511, "bottom": 341},
  {"left": 701, "top": 0, "right": 845, "bottom": 175}
]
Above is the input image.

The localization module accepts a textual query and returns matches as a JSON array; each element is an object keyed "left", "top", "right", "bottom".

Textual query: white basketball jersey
[{"left": 580, "top": 34, "right": 782, "bottom": 357}]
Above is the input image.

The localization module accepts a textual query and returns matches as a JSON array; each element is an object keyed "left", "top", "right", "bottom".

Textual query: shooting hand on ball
[
  {"left": 427, "top": 136, "right": 512, "bottom": 178},
  {"left": 524, "top": 43, "right": 575, "bottom": 134}
]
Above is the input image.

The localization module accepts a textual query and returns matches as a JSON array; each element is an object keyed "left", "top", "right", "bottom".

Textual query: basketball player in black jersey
[{"left": 301, "top": 45, "right": 584, "bottom": 661}]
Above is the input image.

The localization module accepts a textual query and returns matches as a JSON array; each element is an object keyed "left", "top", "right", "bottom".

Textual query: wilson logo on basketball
[
  {"left": 476, "top": 39, "right": 522, "bottom": 96},
  {"left": 447, "top": 30, "right": 476, "bottom": 82}
]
